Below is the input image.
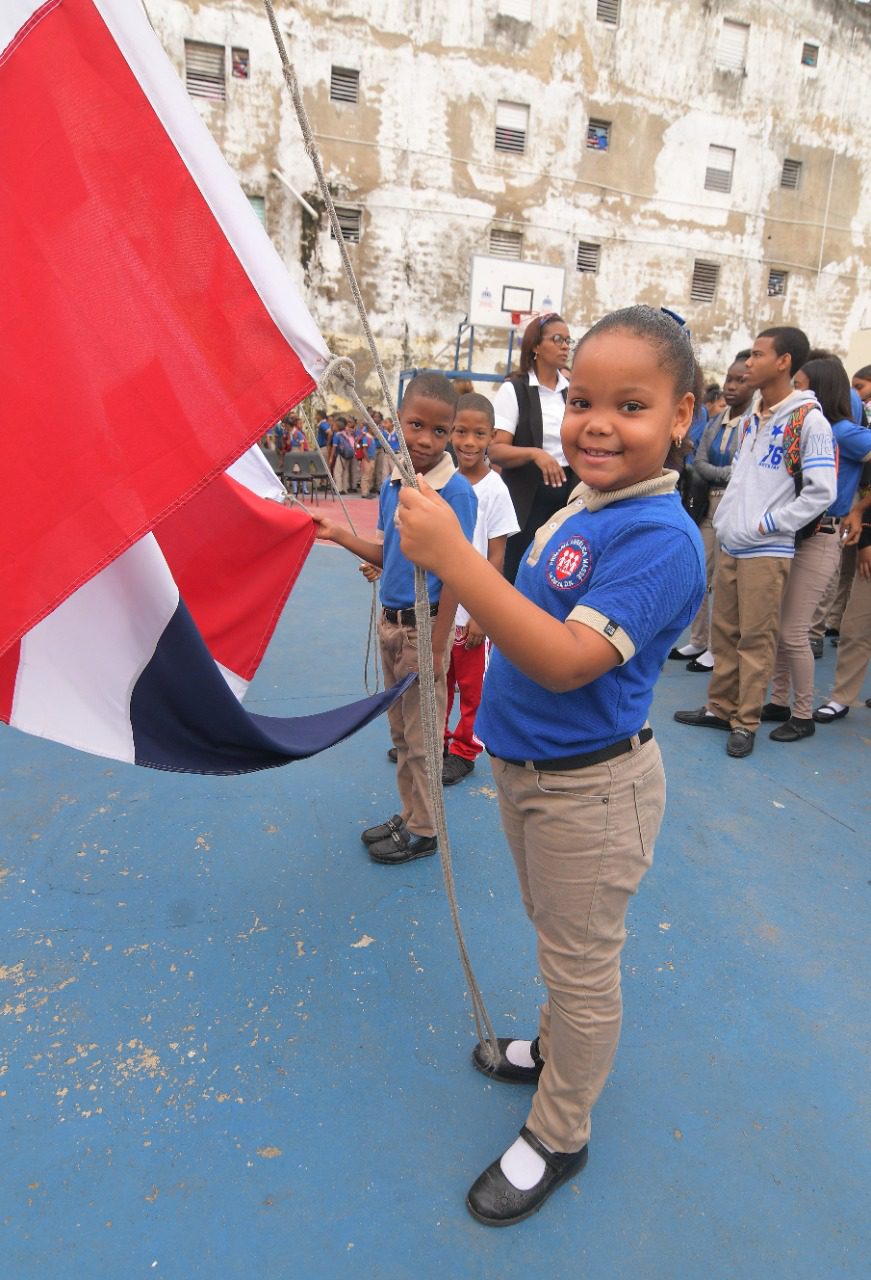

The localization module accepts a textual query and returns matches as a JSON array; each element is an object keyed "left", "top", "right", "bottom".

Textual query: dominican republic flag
[{"left": 0, "top": 0, "right": 409, "bottom": 773}]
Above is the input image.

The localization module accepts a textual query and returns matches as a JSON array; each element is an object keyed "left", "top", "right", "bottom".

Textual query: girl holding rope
[{"left": 396, "top": 306, "right": 706, "bottom": 1226}]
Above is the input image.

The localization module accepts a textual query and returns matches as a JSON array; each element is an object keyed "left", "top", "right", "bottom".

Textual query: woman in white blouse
[{"left": 489, "top": 313, "right": 575, "bottom": 582}]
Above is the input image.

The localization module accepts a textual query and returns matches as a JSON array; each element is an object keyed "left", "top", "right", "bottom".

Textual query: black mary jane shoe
[
  {"left": 769, "top": 716, "right": 815, "bottom": 742},
  {"left": 668, "top": 646, "right": 704, "bottom": 661},
  {"left": 466, "top": 1125, "right": 589, "bottom": 1227},
  {"left": 472, "top": 1037, "right": 544, "bottom": 1085}
]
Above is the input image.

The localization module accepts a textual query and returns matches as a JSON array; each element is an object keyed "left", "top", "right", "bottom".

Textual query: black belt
[
  {"left": 382, "top": 603, "right": 439, "bottom": 625},
  {"left": 816, "top": 517, "right": 839, "bottom": 534},
  {"left": 492, "top": 727, "right": 653, "bottom": 772}
]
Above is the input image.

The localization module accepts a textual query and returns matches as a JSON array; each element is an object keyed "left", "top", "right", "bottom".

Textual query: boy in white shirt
[{"left": 443, "top": 394, "right": 520, "bottom": 784}]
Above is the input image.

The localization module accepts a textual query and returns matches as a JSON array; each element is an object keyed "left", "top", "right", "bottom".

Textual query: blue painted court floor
[{"left": 2, "top": 542, "right": 869, "bottom": 1280}]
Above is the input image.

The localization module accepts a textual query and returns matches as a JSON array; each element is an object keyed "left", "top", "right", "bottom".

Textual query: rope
[{"left": 263, "top": 0, "right": 497, "bottom": 1060}]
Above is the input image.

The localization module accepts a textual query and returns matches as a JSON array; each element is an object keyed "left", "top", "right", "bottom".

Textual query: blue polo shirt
[
  {"left": 377, "top": 454, "right": 477, "bottom": 609},
  {"left": 477, "top": 483, "right": 705, "bottom": 758}
]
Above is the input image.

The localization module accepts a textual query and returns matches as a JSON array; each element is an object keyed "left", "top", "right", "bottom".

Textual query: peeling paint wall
[{"left": 146, "top": 0, "right": 870, "bottom": 392}]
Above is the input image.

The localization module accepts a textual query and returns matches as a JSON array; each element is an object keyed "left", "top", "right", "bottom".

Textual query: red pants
[{"left": 444, "top": 627, "right": 487, "bottom": 761}]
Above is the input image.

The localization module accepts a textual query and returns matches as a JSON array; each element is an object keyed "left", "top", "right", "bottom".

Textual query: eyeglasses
[{"left": 544, "top": 334, "right": 573, "bottom": 347}]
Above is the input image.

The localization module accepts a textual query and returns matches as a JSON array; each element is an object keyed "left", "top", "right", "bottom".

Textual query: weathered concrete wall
[{"left": 147, "top": 0, "right": 870, "bottom": 396}]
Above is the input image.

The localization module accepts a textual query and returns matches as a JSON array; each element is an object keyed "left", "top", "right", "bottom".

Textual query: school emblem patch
[{"left": 545, "top": 536, "right": 592, "bottom": 591}]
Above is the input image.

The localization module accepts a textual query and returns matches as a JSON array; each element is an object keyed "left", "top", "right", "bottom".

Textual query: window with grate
[
  {"left": 247, "top": 195, "right": 266, "bottom": 225},
  {"left": 185, "top": 40, "right": 226, "bottom": 101},
  {"left": 596, "top": 0, "right": 620, "bottom": 25},
  {"left": 498, "top": 0, "right": 532, "bottom": 19},
  {"left": 330, "top": 206, "right": 362, "bottom": 243},
  {"left": 715, "top": 19, "right": 749, "bottom": 71},
  {"left": 691, "top": 260, "right": 720, "bottom": 303},
  {"left": 495, "top": 101, "right": 529, "bottom": 154},
  {"left": 231, "top": 47, "right": 249, "bottom": 79},
  {"left": 576, "top": 241, "right": 601, "bottom": 274},
  {"left": 780, "top": 158, "right": 802, "bottom": 190},
  {"left": 705, "top": 144, "right": 735, "bottom": 193},
  {"left": 801, "top": 42, "right": 818, "bottom": 67},
  {"left": 586, "top": 118, "right": 611, "bottom": 151},
  {"left": 768, "top": 269, "right": 788, "bottom": 297},
  {"left": 489, "top": 229, "right": 523, "bottom": 260},
  {"left": 330, "top": 67, "right": 359, "bottom": 103}
]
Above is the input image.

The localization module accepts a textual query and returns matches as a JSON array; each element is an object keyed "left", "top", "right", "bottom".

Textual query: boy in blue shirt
[
  {"left": 312, "top": 373, "right": 477, "bottom": 863},
  {"left": 397, "top": 307, "right": 705, "bottom": 1226}
]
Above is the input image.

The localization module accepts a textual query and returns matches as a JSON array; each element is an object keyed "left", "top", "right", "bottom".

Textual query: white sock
[
  {"left": 696, "top": 651, "right": 714, "bottom": 669},
  {"left": 505, "top": 1039, "right": 536, "bottom": 1069},
  {"left": 677, "top": 643, "right": 703, "bottom": 656},
  {"left": 499, "top": 1135, "right": 551, "bottom": 1190},
  {"left": 825, "top": 701, "right": 846, "bottom": 713}
]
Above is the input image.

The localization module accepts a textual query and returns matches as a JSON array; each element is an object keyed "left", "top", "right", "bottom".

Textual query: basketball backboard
[{"left": 468, "top": 255, "right": 566, "bottom": 331}]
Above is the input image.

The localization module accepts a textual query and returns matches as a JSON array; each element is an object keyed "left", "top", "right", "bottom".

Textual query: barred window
[
  {"left": 247, "top": 195, "right": 266, "bottom": 225},
  {"left": 801, "top": 42, "right": 818, "bottom": 68},
  {"left": 330, "top": 206, "right": 362, "bottom": 243},
  {"left": 184, "top": 40, "right": 226, "bottom": 102},
  {"left": 691, "top": 260, "right": 720, "bottom": 303},
  {"left": 495, "top": 101, "right": 529, "bottom": 154},
  {"left": 576, "top": 241, "right": 601, "bottom": 274},
  {"left": 489, "top": 229, "right": 523, "bottom": 260},
  {"left": 330, "top": 67, "right": 359, "bottom": 103},
  {"left": 780, "top": 159, "right": 802, "bottom": 190},
  {"left": 768, "top": 269, "right": 788, "bottom": 297},
  {"left": 705, "top": 144, "right": 735, "bottom": 193},
  {"left": 586, "top": 119, "right": 611, "bottom": 151},
  {"left": 596, "top": 0, "right": 620, "bottom": 25},
  {"left": 715, "top": 20, "right": 749, "bottom": 71}
]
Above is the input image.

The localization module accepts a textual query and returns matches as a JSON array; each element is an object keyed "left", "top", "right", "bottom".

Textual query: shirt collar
[
  {"left": 527, "top": 369, "right": 570, "bottom": 393},
  {"left": 567, "top": 469, "right": 679, "bottom": 512},
  {"left": 390, "top": 451, "right": 457, "bottom": 491}
]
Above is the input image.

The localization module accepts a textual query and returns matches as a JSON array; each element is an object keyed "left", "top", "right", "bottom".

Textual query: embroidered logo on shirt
[
  {"left": 603, "top": 619, "right": 618, "bottom": 637},
  {"left": 545, "top": 536, "right": 593, "bottom": 591}
]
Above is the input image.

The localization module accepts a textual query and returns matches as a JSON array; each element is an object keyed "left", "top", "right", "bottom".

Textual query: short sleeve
[
  {"left": 485, "top": 476, "right": 521, "bottom": 538},
  {"left": 493, "top": 381, "right": 521, "bottom": 436},
  {"left": 568, "top": 523, "right": 703, "bottom": 661},
  {"left": 835, "top": 419, "right": 871, "bottom": 462}
]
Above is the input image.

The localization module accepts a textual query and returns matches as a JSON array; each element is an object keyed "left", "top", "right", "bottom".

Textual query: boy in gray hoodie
[{"left": 675, "top": 326, "right": 836, "bottom": 757}]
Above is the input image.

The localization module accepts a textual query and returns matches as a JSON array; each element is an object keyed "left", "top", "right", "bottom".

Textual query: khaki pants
[
  {"left": 492, "top": 736, "right": 664, "bottom": 1153},
  {"left": 333, "top": 454, "right": 353, "bottom": 493},
  {"left": 707, "top": 553, "right": 791, "bottom": 732},
  {"left": 831, "top": 569, "right": 871, "bottom": 706},
  {"left": 770, "top": 531, "right": 841, "bottom": 718},
  {"left": 379, "top": 616, "right": 450, "bottom": 837},
  {"left": 689, "top": 490, "right": 725, "bottom": 651},
  {"left": 809, "top": 544, "right": 857, "bottom": 642},
  {"left": 359, "top": 456, "right": 376, "bottom": 497}
]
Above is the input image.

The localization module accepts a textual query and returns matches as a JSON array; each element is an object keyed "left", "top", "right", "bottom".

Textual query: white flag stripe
[
  {"left": 226, "top": 443, "right": 287, "bottom": 501},
  {"left": 92, "top": 0, "right": 330, "bottom": 386},
  {"left": 11, "top": 535, "right": 179, "bottom": 763}
]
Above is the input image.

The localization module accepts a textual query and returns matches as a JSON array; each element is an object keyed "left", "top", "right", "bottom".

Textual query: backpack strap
[{"left": 782, "top": 402, "right": 814, "bottom": 479}]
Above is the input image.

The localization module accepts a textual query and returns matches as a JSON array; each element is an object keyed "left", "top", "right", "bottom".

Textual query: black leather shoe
[
  {"left": 387, "top": 747, "right": 398, "bottom": 763},
  {"left": 769, "top": 716, "right": 815, "bottom": 742},
  {"left": 761, "top": 701, "right": 791, "bottom": 722},
  {"left": 809, "top": 638, "right": 824, "bottom": 659},
  {"left": 472, "top": 1037, "right": 544, "bottom": 1085},
  {"left": 813, "top": 702, "right": 849, "bottom": 723},
  {"left": 726, "top": 728, "right": 755, "bottom": 757},
  {"left": 466, "top": 1125, "right": 589, "bottom": 1227},
  {"left": 442, "top": 755, "right": 475, "bottom": 786},
  {"left": 674, "top": 707, "right": 731, "bottom": 730},
  {"left": 668, "top": 646, "right": 704, "bottom": 660},
  {"left": 368, "top": 830, "right": 437, "bottom": 864},
  {"left": 685, "top": 657, "right": 714, "bottom": 673},
  {"left": 361, "top": 814, "right": 406, "bottom": 845}
]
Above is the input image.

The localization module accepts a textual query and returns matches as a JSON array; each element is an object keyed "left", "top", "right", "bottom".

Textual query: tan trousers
[
  {"left": 689, "top": 490, "right": 726, "bottom": 651},
  {"left": 707, "top": 553, "right": 791, "bottom": 732},
  {"left": 492, "top": 737, "right": 665, "bottom": 1153},
  {"left": 770, "top": 532, "right": 841, "bottom": 718},
  {"left": 333, "top": 454, "right": 353, "bottom": 493},
  {"left": 809, "top": 544, "right": 857, "bottom": 642},
  {"left": 831, "top": 569, "right": 871, "bottom": 705},
  {"left": 379, "top": 616, "right": 450, "bottom": 837},
  {"left": 359, "top": 456, "right": 376, "bottom": 497}
]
